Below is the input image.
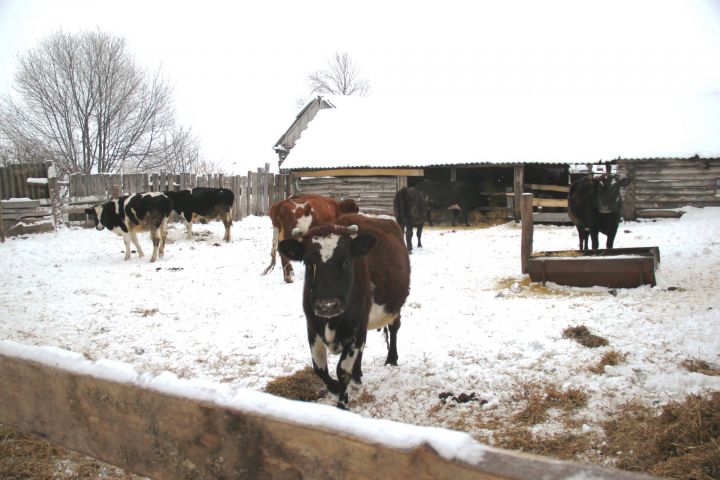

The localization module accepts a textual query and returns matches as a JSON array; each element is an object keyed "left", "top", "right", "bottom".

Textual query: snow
[
  {"left": 1, "top": 209, "right": 719, "bottom": 458},
  {"left": 281, "top": 94, "right": 720, "bottom": 170}
]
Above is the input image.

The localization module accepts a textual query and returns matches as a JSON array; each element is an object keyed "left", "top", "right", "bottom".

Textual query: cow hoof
[{"left": 385, "top": 359, "right": 398, "bottom": 366}]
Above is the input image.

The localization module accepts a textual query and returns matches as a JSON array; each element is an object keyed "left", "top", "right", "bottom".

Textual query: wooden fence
[
  {"left": 68, "top": 166, "right": 292, "bottom": 221},
  {"left": 0, "top": 350, "right": 657, "bottom": 480},
  {"left": 0, "top": 162, "right": 50, "bottom": 200}
]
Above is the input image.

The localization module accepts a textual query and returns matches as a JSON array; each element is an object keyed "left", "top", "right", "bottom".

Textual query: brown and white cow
[
  {"left": 85, "top": 192, "right": 173, "bottom": 262},
  {"left": 278, "top": 213, "right": 410, "bottom": 409},
  {"left": 263, "top": 194, "right": 359, "bottom": 282}
]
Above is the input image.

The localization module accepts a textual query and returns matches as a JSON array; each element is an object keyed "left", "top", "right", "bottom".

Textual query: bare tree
[
  {"left": 306, "top": 52, "right": 370, "bottom": 97},
  {"left": 0, "top": 30, "right": 175, "bottom": 176},
  {"left": 156, "top": 125, "right": 200, "bottom": 174}
]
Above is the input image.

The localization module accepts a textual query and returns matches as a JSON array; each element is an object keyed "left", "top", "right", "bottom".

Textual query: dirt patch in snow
[{"left": 562, "top": 325, "right": 609, "bottom": 348}]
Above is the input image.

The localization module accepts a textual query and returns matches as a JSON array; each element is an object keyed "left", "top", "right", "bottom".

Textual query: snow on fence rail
[{"left": 0, "top": 344, "right": 656, "bottom": 480}]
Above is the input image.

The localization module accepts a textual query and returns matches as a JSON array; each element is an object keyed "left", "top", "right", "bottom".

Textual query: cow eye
[{"left": 341, "top": 258, "right": 351, "bottom": 270}]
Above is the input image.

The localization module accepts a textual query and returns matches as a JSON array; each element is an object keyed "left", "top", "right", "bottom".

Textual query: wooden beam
[
  {"left": 513, "top": 165, "right": 525, "bottom": 222},
  {"left": 532, "top": 198, "right": 568, "bottom": 208},
  {"left": 520, "top": 193, "right": 533, "bottom": 274},
  {"left": 295, "top": 168, "right": 424, "bottom": 177},
  {"left": 523, "top": 183, "right": 570, "bottom": 193},
  {"left": 0, "top": 352, "right": 655, "bottom": 480}
]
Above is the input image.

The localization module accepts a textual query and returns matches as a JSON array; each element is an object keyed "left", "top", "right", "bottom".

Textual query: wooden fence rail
[
  {"left": 0, "top": 349, "right": 656, "bottom": 480},
  {"left": 69, "top": 166, "right": 292, "bottom": 222}
]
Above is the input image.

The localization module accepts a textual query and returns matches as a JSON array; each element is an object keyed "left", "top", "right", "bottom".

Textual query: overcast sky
[{"left": 1, "top": 0, "right": 720, "bottom": 174}]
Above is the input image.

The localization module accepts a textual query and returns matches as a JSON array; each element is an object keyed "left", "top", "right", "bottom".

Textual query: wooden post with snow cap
[
  {"left": 520, "top": 193, "right": 534, "bottom": 274},
  {"left": 47, "top": 162, "right": 61, "bottom": 231}
]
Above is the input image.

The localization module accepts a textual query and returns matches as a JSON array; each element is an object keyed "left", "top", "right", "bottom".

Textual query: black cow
[
  {"left": 414, "top": 180, "right": 480, "bottom": 226},
  {"left": 164, "top": 187, "right": 235, "bottom": 242},
  {"left": 85, "top": 192, "right": 173, "bottom": 262},
  {"left": 278, "top": 213, "right": 410, "bottom": 409},
  {"left": 393, "top": 187, "right": 427, "bottom": 253},
  {"left": 568, "top": 174, "right": 630, "bottom": 250}
]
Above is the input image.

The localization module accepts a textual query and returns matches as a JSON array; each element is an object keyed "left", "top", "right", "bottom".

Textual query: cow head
[
  {"left": 594, "top": 174, "right": 630, "bottom": 214},
  {"left": 84, "top": 205, "right": 105, "bottom": 231},
  {"left": 279, "top": 225, "right": 376, "bottom": 319},
  {"left": 338, "top": 199, "right": 360, "bottom": 214}
]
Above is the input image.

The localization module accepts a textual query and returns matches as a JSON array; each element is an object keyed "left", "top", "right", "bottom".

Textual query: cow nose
[{"left": 314, "top": 298, "right": 342, "bottom": 318}]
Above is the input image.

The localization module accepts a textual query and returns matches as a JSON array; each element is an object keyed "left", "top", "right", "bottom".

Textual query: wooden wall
[
  {"left": 0, "top": 162, "right": 49, "bottom": 200},
  {"left": 297, "top": 175, "right": 401, "bottom": 213},
  {"left": 618, "top": 157, "right": 720, "bottom": 219}
]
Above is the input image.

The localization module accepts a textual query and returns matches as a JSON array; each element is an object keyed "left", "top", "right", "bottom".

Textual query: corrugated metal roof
[{"left": 281, "top": 94, "right": 720, "bottom": 171}]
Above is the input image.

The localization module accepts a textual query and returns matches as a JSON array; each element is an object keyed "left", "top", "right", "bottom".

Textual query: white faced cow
[
  {"left": 85, "top": 192, "right": 173, "bottom": 262},
  {"left": 279, "top": 213, "right": 410, "bottom": 409}
]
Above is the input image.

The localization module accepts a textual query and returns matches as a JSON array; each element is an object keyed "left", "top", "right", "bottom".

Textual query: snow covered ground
[{"left": 1, "top": 208, "right": 719, "bottom": 451}]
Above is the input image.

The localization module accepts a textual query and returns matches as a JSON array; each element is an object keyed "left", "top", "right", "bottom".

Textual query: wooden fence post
[
  {"left": 520, "top": 193, "right": 534, "bottom": 274},
  {"left": 47, "top": 162, "right": 61, "bottom": 231},
  {"left": 0, "top": 200, "right": 5, "bottom": 242},
  {"left": 513, "top": 165, "right": 525, "bottom": 223}
]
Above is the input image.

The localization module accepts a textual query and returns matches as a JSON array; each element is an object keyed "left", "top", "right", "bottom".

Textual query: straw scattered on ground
[
  {"left": 681, "top": 358, "right": 720, "bottom": 377},
  {"left": 589, "top": 350, "right": 627, "bottom": 374},
  {"left": 263, "top": 365, "right": 327, "bottom": 402},
  {"left": 562, "top": 325, "right": 609, "bottom": 348}
]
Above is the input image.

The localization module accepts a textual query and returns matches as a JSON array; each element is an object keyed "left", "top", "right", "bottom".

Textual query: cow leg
[
  {"left": 385, "top": 316, "right": 401, "bottom": 366},
  {"left": 309, "top": 334, "right": 341, "bottom": 395},
  {"left": 352, "top": 348, "right": 364, "bottom": 384},
  {"left": 149, "top": 228, "right": 160, "bottom": 262},
  {"left": 426, "top": 207, "right": 434, "bottom": 227},
  {"left": 130, "top": 232, "right": 144, "bottom": 258},
  {"left": 576, "top": 226, "right": 588, "bottom": 250},
  {"left": 404, "top": 224, "right": 413, "bottom": 253},
  {"left": 281, "top": 254, "right": 294, "bottom": 283},
  {"left": 222, "top": 213, "right": 232, "bottom": 242},
  {"left": 416, "top": 223, "right": 424, "bottom": 248},
  {"left": 606, "top": 224, "right": 619, "bottom": 249},
  {"left": 159, "top": 218, "right": 168, "bottom": 257},
  {"left": 336, "top": 338, "right": 365, "bottom": 409},
  {"left": 461, "top": 206, "right": 470, "bottom": 227},
  {"left": 122, "top": 233, "right": 133, "bottom": 260},
  {"left": 590, "top": 230, "right": 600, "bottom": 250},
  {"left": 185, "top": 213, "right": 193, "bottom": 240}
]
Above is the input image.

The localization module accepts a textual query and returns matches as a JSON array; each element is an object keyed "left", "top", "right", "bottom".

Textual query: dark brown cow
[
  {"left": 263, "top": 195, "right": 359, "bottom": 283},
  {"left": 278, "top": 213, "right": 410, "bottom": 409},
  {"left": 568, "top": 174, "right": 630, "bottom": 250}
]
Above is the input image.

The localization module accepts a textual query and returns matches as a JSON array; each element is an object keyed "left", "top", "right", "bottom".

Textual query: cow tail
[{"left": 261, "top": 227, "right": 279, "bottom": 275}]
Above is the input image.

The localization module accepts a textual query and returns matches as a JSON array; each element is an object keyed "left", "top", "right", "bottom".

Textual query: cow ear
[
  {"left": 351, "top": 234, "right": 376, "bottom": 257},
  {"left": 618, "top": 177, "right": 630, "bottom": 187},
  {"left": 279, "top": 239, "right": 305, "bottom": 261}
]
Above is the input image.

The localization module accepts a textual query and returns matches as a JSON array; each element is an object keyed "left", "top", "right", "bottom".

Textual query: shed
[{"left": 277, "top": 94, "right": 720, "bottom": 222}]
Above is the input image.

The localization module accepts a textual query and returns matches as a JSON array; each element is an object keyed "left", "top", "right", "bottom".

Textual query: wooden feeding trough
[{"left": 520, "top": 194, "right": 660, "bottom": 288}]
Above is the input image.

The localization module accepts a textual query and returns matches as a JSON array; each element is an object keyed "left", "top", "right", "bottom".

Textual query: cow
[
  {"left": 263, "top": 194, "right": 359, "bottom": 283},
  {"left": 85, "top": 192, "right": 173, "bottom": 262},
  {"left": 393, "top": 186, "right": 427, "bottom": 253},
  {"left": 278, "top": 213, "right": 410, "bottom": 409},
  {"left": 164, "top": 187, "right": 235, "bottom": 242},
  {"left": 414, "top": 179, "right": 480, "bottom": 226},
  {"left": 568, "top": 174, "right": 630, "bottom": 250}
]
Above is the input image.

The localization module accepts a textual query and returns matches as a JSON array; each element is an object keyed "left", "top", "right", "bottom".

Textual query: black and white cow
[
  {"left": 393, "top": 186, "right": 427, "bottom": 252},
  {"left": 164, "top": 187, "right": 235, "bottom": 242},
  {"left": 568, "top": 174, "right": 630, "bottom": 250},
  {"left": 278, "top": 213, "right": 410, "bottom": 409},
  {"left": 85, "top": 192, "right": 173, "bottom": 262}
]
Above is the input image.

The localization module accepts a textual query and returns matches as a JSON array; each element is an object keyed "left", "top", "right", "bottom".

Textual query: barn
[{"left": 276, "top": 94, "right": 720, "bottom": 223}]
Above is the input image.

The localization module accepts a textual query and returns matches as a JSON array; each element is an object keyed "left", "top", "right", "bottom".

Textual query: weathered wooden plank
[
  {"left": 524, "top": 183, "right": 570, "bottom": 193},
  {"left": 636, "top": 209, "right": 686, "bottom": 218},
  {"left": 532, "top": 198, "right": 567, "bottom": 208},
  {"left": 297, "top": 168, "right": 425, "bottom": 177},
  {"left": 0, "top": 353, "right": 656, "bottom": 480},
  {"left": 0, "top": 199, "right": 41, "bottom": 209}
]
